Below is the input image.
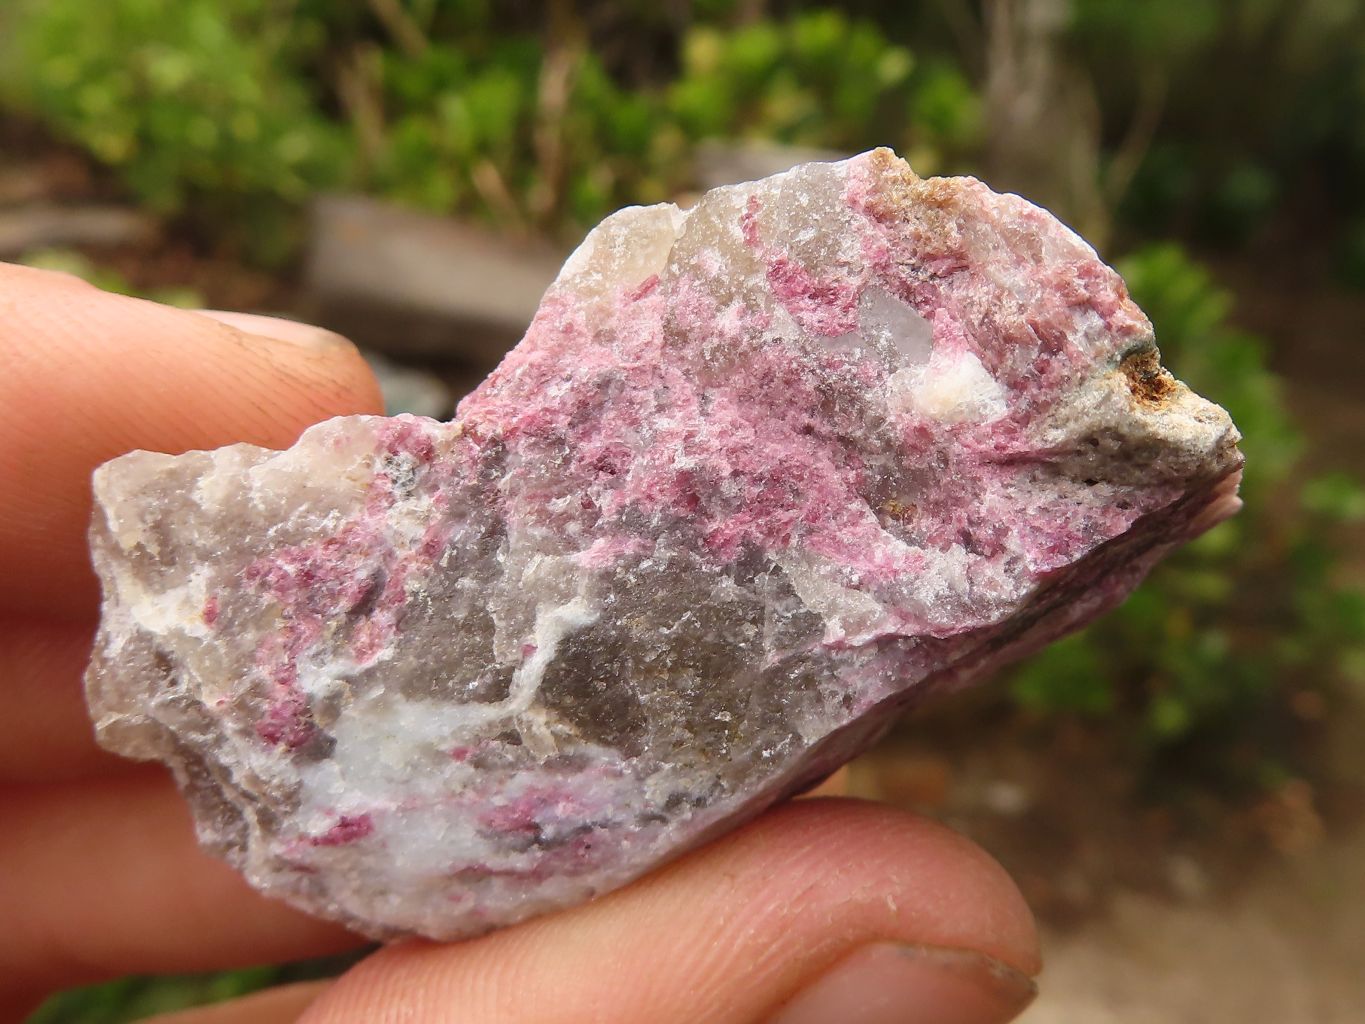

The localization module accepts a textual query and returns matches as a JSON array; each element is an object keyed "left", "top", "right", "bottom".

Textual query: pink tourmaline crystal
[{"left": 86, "top": 150, "right": 1242, "bottom": 939}]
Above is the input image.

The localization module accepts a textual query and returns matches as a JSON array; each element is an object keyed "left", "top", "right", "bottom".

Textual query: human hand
[{"left": 0, "top": 263, "right": 1040, "bottom": 1024}]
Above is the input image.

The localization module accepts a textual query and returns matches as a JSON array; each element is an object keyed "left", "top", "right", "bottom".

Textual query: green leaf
[{"left": 1302, "top": 473, "right": 1365, "bottom": 523}]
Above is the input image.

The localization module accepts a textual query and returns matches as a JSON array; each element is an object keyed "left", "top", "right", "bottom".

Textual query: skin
[{"left": 0, "top": 263, "right": 1040, "bottom": 1023}]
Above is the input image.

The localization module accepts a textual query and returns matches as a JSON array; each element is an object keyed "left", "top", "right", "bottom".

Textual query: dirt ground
[
  {"left": 851, "top": 679, "right": 1365, "bottom": 1021},
  {"left": 1026, "top": 832, "right": 1365, "bottom": 1023}
]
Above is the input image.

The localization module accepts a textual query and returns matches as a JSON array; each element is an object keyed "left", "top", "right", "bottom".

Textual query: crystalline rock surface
[{"left": 87, "top": 150, "right": 1242, "bottom": 940}]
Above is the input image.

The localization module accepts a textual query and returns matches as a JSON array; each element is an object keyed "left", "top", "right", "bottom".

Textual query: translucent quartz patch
[{"left": 85, "top": 150, "right": 1242, "bottom": 940}]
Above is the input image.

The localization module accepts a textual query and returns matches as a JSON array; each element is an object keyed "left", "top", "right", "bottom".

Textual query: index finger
[{"left": 0, "top": 263, "right": 384, "bottom": 618}]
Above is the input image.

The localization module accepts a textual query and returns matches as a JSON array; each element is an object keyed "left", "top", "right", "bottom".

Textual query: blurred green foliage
[
  {"left": 3, "top": 1, "right": 1363, "bottom": 266},
  {"left": 1010, "top": 245, "right": 1364, "bottom": 784},
  {"left": 369, "top": 32, "right": 671, "bottom": 230},
  {"left": 29, "top": 967, "right": 279, "bottom": 1024},
  {"left": 19, "top": 247, "right": 203, "bottom": 307},
  {"left": 1068, "top": 0, "right": 1365, "bottom": 255},
  {"left": 0, "top": 2, "right": 978, "bottom": 252},
  {"left": 0, "top": 0, "right": 350, "bottom": 259},
  {"left": 344, "top": 6, "right": 980, "bottom": 234},
  {"left": 29, "top": 952, "right": 370, "bottom": 1024},
  {"left": 668, "top": 12, "right": 978, "bottom": 166}
]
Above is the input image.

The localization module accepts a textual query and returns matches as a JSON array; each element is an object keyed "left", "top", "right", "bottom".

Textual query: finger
[
  {"left": 0, "top": 615, "right": 124, "bottom": 781},
  {"left": 0, "top": 263, "right": 384, "bottom": 617},
  {"left": 146, "top": 982, "right": 332, "bottom": 1024},
  {"left": 300, "top": 799, "right": 1040, "bottom": 1024},
  {"left": 0, "top": 770, "right": 364, "bottom": 1006}
]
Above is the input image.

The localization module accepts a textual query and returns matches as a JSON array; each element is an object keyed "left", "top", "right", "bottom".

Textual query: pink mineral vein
[{"left": 84, "top": 150, "right": 1242, "bottom": 940}]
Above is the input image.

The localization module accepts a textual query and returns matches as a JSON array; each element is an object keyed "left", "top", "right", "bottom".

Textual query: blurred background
[{"left": 1, "top": 1, "right": 1361, "bottom": 1020}]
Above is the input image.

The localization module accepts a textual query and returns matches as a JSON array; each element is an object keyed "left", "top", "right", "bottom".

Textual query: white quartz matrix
[{"left": 86, "top": 151, "right": 1242, "bottom": 940}]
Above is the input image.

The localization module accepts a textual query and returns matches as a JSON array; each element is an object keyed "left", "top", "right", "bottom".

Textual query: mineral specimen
[{"left": 86, "top": 149, "right": 1242, "bottom": 940}]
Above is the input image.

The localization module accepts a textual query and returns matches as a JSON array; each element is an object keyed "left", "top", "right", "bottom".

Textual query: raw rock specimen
[{"left": 86, "top": 150, "right": 1242, "bottom": 940}]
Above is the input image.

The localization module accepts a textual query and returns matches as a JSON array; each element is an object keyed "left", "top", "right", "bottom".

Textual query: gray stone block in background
[
  {"left": 0, "top": 204, "right": 155, "bottom": 258},
  {"left": 303, "top": 195, "right": 565, "bottom": 366},
  {"left": 303, "top": 145, "right": 849, "bottom": 369}
]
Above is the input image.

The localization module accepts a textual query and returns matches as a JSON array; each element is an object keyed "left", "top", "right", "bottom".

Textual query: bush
[
  {"left": 0, "top": 0, "right": 350, "bottom": 260},
  {"left": 1009, "top": 244, "right": 1364, "bottom": 789},
  {"left": 1069, "top": 0, "right": 1365, "bottom": 264},
  {"left": 0, "top": 3, "right": 984, "bottom": 244}
]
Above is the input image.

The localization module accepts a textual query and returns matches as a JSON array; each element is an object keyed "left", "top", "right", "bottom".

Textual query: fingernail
[
  {"left": 196, "top": 309, "right": 354, "bottom": 351},
  {"left": 767, "top": 944, "right": 1037, "bottom": 1024}
]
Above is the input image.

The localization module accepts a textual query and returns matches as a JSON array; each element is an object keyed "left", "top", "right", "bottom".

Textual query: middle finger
[
  {"left": 0, "top": 770, "right": 363, "bottom": 1003},
  {"left": 0, "top": 615, "right": 124, "bottom": 782}
]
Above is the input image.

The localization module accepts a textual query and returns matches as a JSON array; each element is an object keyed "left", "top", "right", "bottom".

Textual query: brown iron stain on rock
[{"left": 1121, "top": 349, "right": 1178, "bottom": 406}]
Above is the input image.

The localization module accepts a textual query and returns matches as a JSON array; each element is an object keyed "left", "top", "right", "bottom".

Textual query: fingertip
[
  {"left": 165, "top": 304, "right": 387, "bottom": 434},
  {"left": 302, "top": 799, "right": 1039, "bottom": 1024},
  {"left": 194, "top": 310, "right": 361, "bottom": 356},
  {"left": 142, "top": 980, "right": 332, "bottom": 1024},
  {"left": 0, "top": 260, "right": 98, "bottom": 294},
  {"left": 0, "top": 280, "right": 384, "bottom": 614},
  {"left": 766, "top": 943, "right": 1037, "bottom": 1024},
  {"left": 701, "top": 798, "right": 1042, "bottom": 977}
]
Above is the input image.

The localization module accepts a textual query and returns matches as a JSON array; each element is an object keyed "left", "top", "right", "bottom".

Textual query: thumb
[
  {"left": 0, "top": 263, "right": 384, "bottom": 617},
  {"left": 293, "top": 799, "right": 1038, "bottom": 1024}
]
